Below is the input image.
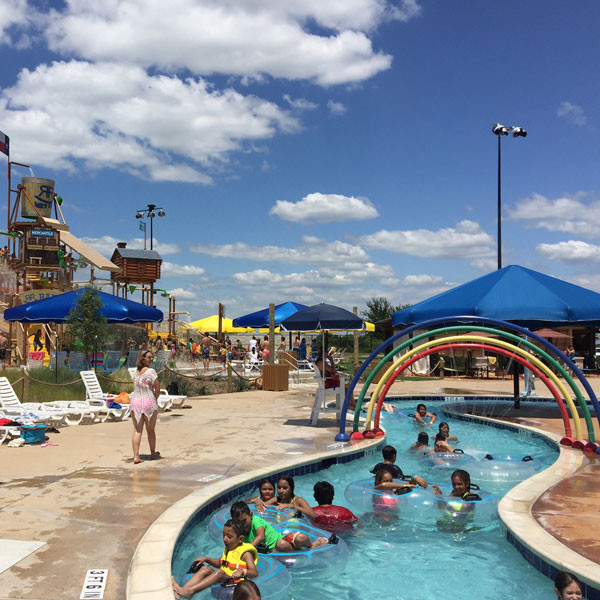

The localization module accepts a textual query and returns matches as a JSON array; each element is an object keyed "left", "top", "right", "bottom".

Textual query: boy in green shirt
[{"left": 230, "top": 501, "right": 327, "bottom": 552}]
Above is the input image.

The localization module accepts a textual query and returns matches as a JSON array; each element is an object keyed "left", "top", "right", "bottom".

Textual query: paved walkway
[{"left": 1, "top": 375, "right": 599, "bottom": 599}]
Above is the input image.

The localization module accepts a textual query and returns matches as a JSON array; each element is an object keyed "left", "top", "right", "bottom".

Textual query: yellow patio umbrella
[{"left": 188, "top": 315, "right": 254, "bottom": 334}]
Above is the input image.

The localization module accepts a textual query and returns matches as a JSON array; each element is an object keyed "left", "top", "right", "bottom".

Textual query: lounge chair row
[{"left": 0, "top": 370, "right": 187, "bottom": 439}]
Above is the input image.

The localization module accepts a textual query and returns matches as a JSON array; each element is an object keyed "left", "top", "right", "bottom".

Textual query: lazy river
[{"left": 172, "top": 400, "right": 560, "bottom": 599}]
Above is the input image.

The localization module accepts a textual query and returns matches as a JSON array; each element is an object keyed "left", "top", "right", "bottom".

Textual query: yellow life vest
[{"left": 219, "top": 543, "right": 258, "bottom": 576}]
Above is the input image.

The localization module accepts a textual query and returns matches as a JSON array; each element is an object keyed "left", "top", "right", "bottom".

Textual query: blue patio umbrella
[
  {"left": 232, "top": 302, "right": 308, "bottom": 328},
  {"left": 4, "top": 289, "right": 163, "bottom": 324},
  {"left": 392, "top": 265, "right": 600, "bottom": 329},
  {"left": 280, "top": 303, "right": 366, "bottom": 332}
]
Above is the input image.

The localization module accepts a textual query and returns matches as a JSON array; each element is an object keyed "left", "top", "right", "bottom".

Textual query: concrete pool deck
[{"left": 0, "top": 376, "right": 599, "bottom": 599}]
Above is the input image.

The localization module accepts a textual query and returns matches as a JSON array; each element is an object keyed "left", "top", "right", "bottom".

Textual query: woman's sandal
[{"left": 150, "top": 451, "right": 161, "bottom": 460}]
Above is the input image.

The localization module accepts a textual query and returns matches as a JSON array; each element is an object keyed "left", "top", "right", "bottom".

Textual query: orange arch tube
[{"left": 372, "top": 342, "right": 572, "bottom": 438}]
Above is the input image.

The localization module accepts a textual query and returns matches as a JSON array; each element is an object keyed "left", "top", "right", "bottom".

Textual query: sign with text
[
  {"left": 18, "top": 290, "right": 61, "bottom": 305},
  {"left": 31, "top": 229, "right": 55, "bottom": 238},
  {"left": 80, "top": 569, "right": 108, "bottom": 599}
]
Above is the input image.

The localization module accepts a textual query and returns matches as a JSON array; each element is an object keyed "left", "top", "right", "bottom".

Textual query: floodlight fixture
[
  {"left": 492, "top": 123, "right": 508, "bottom": 136},
  {"left": 512, "top": 126, "right": 527, "bottom": 138}
]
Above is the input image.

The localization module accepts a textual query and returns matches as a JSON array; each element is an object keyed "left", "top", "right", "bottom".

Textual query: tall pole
[
  {"left": 150, "top": 215, "right": 154, "bottom": 251},
  {"left": 497, "top": 134, "right": 502, "bottom": 271}
]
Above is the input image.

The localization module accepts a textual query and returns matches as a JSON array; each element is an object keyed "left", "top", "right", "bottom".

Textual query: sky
[{"left": 1, "top": 0, "right": 599, "bottom": 322}]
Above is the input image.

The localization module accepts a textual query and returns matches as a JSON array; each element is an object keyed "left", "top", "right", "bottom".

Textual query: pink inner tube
[{"left": 372, "top": 342, "right": 572, "bottom": 439}]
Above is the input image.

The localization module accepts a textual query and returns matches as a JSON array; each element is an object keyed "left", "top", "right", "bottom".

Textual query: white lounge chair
[
  {"left": 309, "top": 365, "right": 345, "bottom": 426},
  {"left": 0, "top": 411, "right": 23, "bottom": 444},
  {"left": 0, "top": 377, "right": 69, "bottom": 427},
  {"left": 79, "top": 371, "right": 131, "bottom": 421},
  {"left": 128, "top": 368, "right": 186, "bottom": 410}
]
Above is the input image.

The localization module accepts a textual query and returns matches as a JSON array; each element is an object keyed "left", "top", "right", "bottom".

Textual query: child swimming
[
  {"left": 230, "top": 501, "right": 328, "bottom": 552},
  {"left": 554, "top": 571, "right": 583, "bottom": 600},
  {"left": 172, "top": 519, "right": 257, "bottom": 599},
  {"left": 414, "top": 403, "right": 437, "bottom": 426},
  {"left": 409, "top": 432, "right": 429, "bottom": 453},
  {"left": 244, "top": 478, "right": 276, "bottom": 513}
]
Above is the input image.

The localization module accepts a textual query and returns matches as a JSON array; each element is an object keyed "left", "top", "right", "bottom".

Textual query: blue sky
[{"left": 1, "top": 0, "right": 599, "bottom": 320}]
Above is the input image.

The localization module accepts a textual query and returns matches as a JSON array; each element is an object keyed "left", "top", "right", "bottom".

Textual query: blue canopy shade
[
  {"left": 4, "top": 289, "right": 163, "bottom": 324},
  {"left": 232, "top": 302, "right": 308, "bottom": 328},
  {"left": 392, "top": 265, "right": 600, "bottom": 329},
  {"left": 281, "top": 303, "right": 366, "bottom": 331}
]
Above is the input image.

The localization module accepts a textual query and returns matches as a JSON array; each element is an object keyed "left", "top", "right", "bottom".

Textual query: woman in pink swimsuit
[{"left": 130, "top": 350, "right": 161, "bottom": 464}]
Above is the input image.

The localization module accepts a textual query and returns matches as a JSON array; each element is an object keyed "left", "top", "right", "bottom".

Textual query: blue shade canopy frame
[
  {"left": 4, "top": 289, "right": 163, "bottom": 324},
  {"left": 392, "top": 265, "right": 600, "bottom": 329},
  {"left": 232, "top": 302, "right": 308, "bottom": 328}
]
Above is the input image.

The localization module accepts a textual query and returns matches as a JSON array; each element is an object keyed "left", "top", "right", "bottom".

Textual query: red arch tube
[{"left": 372, "top": 342, "right": 572, "bottom": 438}]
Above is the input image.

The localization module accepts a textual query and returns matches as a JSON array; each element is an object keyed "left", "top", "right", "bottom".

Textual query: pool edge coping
[
  {"left": 126, "top": 433, "right": 384, "bottom": 600},
  {"left": 439, "top": 402, "right": 600, "bottom": 597}
]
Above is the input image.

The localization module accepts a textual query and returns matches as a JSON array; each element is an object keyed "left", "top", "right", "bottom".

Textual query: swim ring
[
  {"left": 269, "top": 521, "right": 349, "bottom": 579},
  {"left": 343, "top": 477, "right": 426, "bottom": 513},
  {"left": 418, "top": 484, "right": 499, "bottom": 531},
  {"left": 418, "top": 451, "right": 476, "bottom": 470},
  {"left": 208, "top": 504, "right": 304, "bottom": 544},
  {"left": 179, "top": 555, "right": 291, "bottom": 600},
  {"left": 469, "top": 454, "right": 542, "bottom": 484}
]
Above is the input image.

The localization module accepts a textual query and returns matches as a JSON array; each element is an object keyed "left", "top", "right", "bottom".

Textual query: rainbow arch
[{"left": 334, "top": 316, "right": 600, "bottom": 451}]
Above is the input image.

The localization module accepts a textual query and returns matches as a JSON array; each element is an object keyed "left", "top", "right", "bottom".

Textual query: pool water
[{"left": 173, "top": 401, "right": 559, "bottom": 599}]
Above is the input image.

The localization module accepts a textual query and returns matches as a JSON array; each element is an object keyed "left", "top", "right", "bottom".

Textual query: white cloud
[
  {"left": 0, "top": 0, "right": 29, "bottom": 45},
  {"left": 508, "top": 192, "right": 600, "bottom": 238},
  {"left": 327, "top": 100, "right": 347, "bottom": 115},
  {"left": 81, "top": 235, "right": 181, "bottom": 256},
  {"left": 359, "top": 220, "right": 495, "bottom": 263},
  {"left": 270, "top": 192, "right": 379, "bottom": 223},
  {"left": 168, "top": 287, "right": 196, "bottom": 299},
  {"left": 190, "top": 235, "right": 369, "bottom": 266},
  {"left": 537, "top": 240, "right": 600, "bottom": 263},
  {"left": 557, "top": 101, "right": 587, "bottom": 126},
  {"left": 283, "top": 95, "right": 318, "bottom": 111},
  {"left": 0, "top": 60, "right": 298, "bottom": 181},
  {"left": 41, "top": 0, "right": 415, "bottom": 86},
  {"left": 162, "top": 262, "right": 206, "bottom": 276}
]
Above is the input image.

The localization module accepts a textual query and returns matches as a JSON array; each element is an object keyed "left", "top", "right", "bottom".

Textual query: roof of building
[{"left": 112, "top": 248, "right": 162, "bottom": 261}]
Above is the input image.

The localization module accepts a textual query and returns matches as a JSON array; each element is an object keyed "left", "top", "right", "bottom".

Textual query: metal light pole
[
  {"left": 492, "top": 123, "right": 527, "bottom": 270},
  {"left": 135, "top": 204, "right": 166, "bottom": 251}
]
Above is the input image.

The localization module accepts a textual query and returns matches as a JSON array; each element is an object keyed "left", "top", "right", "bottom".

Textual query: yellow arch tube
[{"left": 364, "top": 334, "right": 582, "bottom": 440}]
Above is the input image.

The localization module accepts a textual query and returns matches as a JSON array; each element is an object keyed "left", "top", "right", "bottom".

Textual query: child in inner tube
[
  {"left": 244, "top": 478, "right": 276, "bottom": 514},
  {"left": 414, "top": 403, "right": 437, "bottom": 426},
  {"left": 172, "top": 519, "right": 257, "bottom": 599},
  {"left": 432, "top": 470, "right": 481, "bottom": 533},
  {"left": 371, "top": 445, "right": 404, "bottom": 478},
  {"left": 438, "top": 421, "right": 459, "bottom": 442},
  {"left": 230, "top": 501, "right": 328, "bottom": 553},
  {"left": 374, "top": 466, "right": 439, "bottom": 495},
  {"left": 269, "top": 475, "right": 315, "bottom": 517},
  {"left": 426, "top": 432, "right": 455, "bottom": 454}
]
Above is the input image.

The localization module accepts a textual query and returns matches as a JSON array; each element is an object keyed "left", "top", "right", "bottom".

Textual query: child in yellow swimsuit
[{"left": 171, "top": 520, "right": 258, "bottom": 599}]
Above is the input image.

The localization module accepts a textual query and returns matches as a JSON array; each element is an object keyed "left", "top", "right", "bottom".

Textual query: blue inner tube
[
  {"left": 418, "top": 451, "right": 476, "bottom": 470},
  {"left": 268, "top": 521, "right": 349, "bottom": 579},
  {"left": 470, "top": 453, "right": 542, "bottom": 483},
  {"left": 179, "top": 555, "right": 291, "bottom": 600},
  {"left": 208, "top": 504, "right": 304, "bottom": 544},
  {"left": 343, "top": 477, "right": 424, "bottom": 513}
]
